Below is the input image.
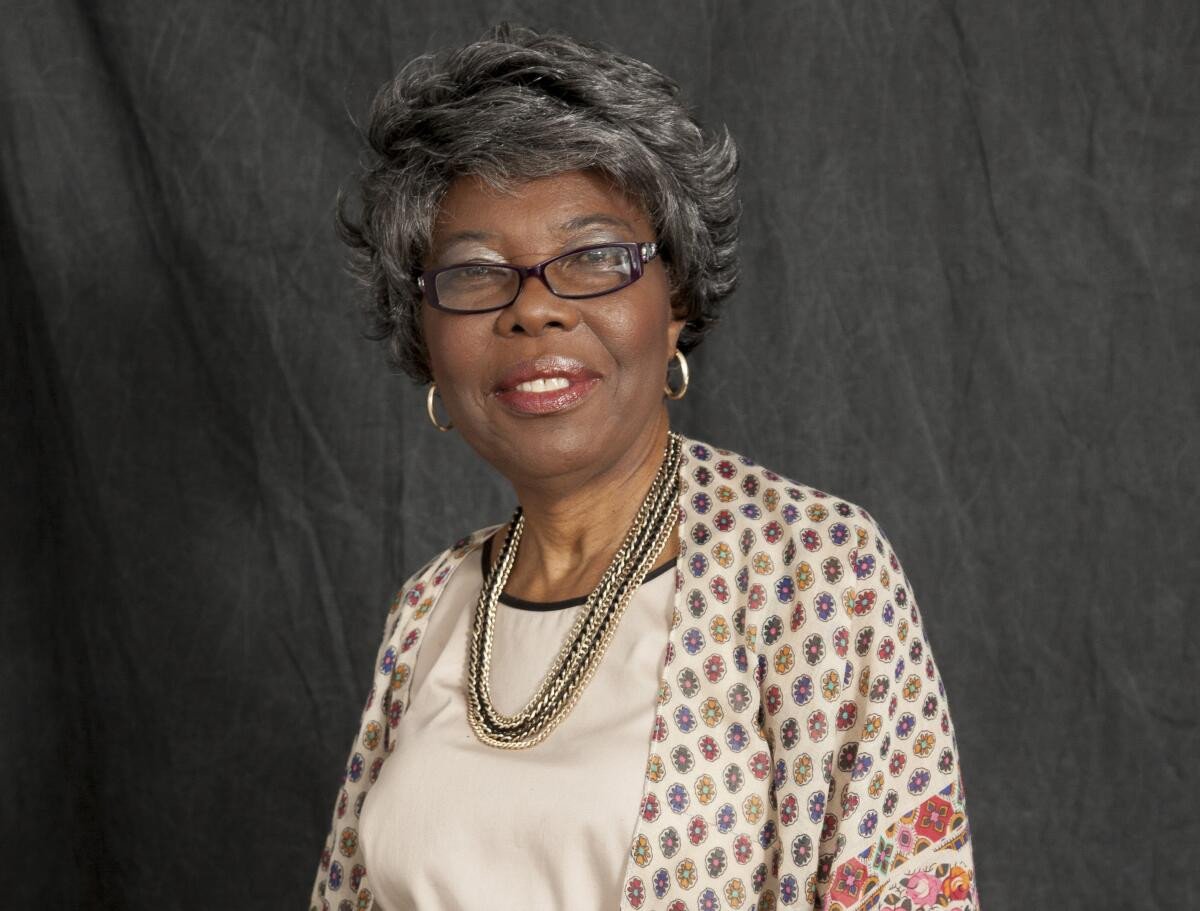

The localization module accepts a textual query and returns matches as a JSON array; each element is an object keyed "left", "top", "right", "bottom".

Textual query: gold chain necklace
[{"left": 466, "top": 430, "right": 683, "bottom": 750}]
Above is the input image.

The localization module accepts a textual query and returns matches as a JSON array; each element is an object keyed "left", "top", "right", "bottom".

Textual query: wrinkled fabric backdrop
[{"left": 2, "top": 0, "right": 1197, "bottom": 907}]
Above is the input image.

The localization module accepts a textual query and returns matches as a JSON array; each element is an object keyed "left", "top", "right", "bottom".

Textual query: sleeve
[{"left": 766, "top": 503, "right": 978, "bottom": 910}]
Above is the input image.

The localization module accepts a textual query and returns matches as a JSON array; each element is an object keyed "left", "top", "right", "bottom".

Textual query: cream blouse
[{"left": 359, "top": 536, "right": 680, "bottom": 910}]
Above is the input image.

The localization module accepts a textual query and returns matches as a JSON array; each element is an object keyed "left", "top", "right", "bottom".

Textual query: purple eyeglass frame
[{"left": 417, "top": 241, "right": 659, "bottom": 313}]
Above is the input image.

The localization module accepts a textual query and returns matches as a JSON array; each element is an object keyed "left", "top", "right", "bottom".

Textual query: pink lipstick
[{"left": 493, "top": 356, "right": 602, "bottom": 416}]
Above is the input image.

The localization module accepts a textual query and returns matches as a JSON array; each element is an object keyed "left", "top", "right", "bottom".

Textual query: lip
[{"left": 492, "top": 355, "right": 603, "bottom": 417}]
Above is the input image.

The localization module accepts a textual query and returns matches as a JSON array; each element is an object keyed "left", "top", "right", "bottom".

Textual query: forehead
[{"left": 430, "top": 170, "right": 653, "bottom": 252}]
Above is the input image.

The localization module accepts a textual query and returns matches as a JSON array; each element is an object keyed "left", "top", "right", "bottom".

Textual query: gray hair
[{"left": 337, "top": 23, "right": 741, "bottom": 384}]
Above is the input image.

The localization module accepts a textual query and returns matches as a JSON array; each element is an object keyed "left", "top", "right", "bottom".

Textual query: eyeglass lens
[{"left": 434, "top": 245, "right": 635, "bottom": 312}]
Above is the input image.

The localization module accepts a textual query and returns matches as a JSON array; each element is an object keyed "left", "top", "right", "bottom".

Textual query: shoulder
[
  {"left": 677, "top": 432, "right": 898, "bottom": 561},
  {"left": 676, "top": 433, "right": 921, "bottom": 634},
  {"left": 384, "top": 520, "right": 507, "bottom": 625}
]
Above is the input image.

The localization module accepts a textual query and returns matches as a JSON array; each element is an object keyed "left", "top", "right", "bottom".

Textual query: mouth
[{"left": 493, "top": 356, "right": 602, "bottom": 417}]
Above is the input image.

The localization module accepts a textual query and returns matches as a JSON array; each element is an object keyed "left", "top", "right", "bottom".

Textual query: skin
[{"left": 421, "top": 169, "right": 686, "bottom": 603}]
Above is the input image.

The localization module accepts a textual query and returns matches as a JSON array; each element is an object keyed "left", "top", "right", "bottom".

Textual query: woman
[{"left": 310, "top": 24, "right": 978, "bottom": 911}]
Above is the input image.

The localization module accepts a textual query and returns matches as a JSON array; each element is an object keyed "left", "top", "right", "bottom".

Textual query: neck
[{"left": 493, "top": 410, "right": 679, "bottom": 601}]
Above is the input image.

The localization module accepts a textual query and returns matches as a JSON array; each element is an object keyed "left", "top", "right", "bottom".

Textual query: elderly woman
[{"left": 309, "top": 24, "right": 977, "bottom": 911}]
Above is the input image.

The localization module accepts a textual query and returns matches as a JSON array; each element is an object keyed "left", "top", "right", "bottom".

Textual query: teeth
[{"left": 515, "top": 376, "right": 572, "bottom": 393}]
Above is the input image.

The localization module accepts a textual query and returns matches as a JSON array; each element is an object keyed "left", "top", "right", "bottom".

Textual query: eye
[
  {"left": 558, "top": 245, "right": 630, "bottom": 272},
  {"left": 459, "top": 264, "right": 502, "bottom": 279},
  {"left": 443, "top": 264, "right": 510, "bottom": 284},
  {"left": 580, "top": 247, "right": 625, "bottom": 265},
  {"left": 581, "top": 248, "right": 619, "bottom": 262}
]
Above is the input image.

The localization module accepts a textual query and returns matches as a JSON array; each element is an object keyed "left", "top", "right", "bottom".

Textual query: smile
[
  {"left": 514, "top": 376, "right": 571, "bottom": 393},
  {"left": 491, "top": 355, "right": 604, "bottom": 416},
  {"left": 494, "top": 375, "right": 600, "bottom": 416}
]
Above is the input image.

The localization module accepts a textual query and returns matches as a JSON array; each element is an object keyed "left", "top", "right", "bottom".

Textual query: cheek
[
  {"left": 423, "top": 310, "right": 476, "bottom": 381},
  {"left": 604, "top": 279, "right": 674, "bottom": 365},
  {"left": 594, "top": 320, "right": 672, "bottom": 401},
  {"left": 420, "top": 307, "right": 443, "bottom": 373}
]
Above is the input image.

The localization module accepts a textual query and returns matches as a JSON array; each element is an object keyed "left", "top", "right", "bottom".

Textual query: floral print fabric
[{"left": 308, "top": 434, "right": 978, "bottom": 910}]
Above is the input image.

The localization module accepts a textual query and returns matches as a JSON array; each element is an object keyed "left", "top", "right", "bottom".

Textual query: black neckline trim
[{"left": 480, "top": 534, "right": 678, "bottom": 612}]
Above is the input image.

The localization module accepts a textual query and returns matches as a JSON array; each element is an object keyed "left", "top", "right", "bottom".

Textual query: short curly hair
[{"left": 338, "top": 23, "right": 741, "bottom": 384}]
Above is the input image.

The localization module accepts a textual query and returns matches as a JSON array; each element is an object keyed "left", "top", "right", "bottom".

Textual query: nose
[{"left": 494, "top": 272, "right": 582, "bottom": 337}]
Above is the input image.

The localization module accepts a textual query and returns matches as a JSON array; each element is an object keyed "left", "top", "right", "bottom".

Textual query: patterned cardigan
[{"left": 309, "top": 434, "right": 979, "bottom": 910}]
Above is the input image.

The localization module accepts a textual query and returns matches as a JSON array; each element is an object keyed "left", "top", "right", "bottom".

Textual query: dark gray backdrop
[{"left": 3, "top": 1, "right": 1197, "bottom": 907}]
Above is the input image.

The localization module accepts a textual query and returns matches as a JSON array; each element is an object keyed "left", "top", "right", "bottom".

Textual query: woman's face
[{"left": 421, "top": 169, "right": 684, "bottom": 487}]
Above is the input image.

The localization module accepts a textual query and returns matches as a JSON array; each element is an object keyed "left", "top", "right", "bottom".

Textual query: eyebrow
[
  {"left": 559, "top": 213, "right": 636, "bottom": 234},
  {"left": 436, "top": 214, "right": 637, "bottom": 249},
  {"left": 436, "top": 229, "right": 495, "bottom": 246}
]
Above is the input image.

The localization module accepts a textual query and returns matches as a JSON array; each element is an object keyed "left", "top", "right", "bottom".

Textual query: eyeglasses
[{"left": 417, "top": 241, "right": 659, "bottom": 313}]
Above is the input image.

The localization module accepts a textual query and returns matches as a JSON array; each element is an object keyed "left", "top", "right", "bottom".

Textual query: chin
[
  {"left": 475, "top": 411, "right": 646, "bottom": 485},
  {"left": 506, "top": 424, "right": 601, "bottom": 473}
]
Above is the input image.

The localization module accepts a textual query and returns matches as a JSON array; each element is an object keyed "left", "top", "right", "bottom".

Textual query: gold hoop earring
[
  {"left": 664, "top": 349, "right": 689, "bottom": 400},
  {"left": 426, "top": 383, "right": 453, "bottom": 431}
]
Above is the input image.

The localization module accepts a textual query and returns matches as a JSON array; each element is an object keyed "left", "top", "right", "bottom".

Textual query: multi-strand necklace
[{"left": 466, "top": 430, "right": 683, "bottom": 750}]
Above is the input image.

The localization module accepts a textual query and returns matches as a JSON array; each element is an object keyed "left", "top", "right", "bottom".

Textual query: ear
[
  {"left": 667, "top": 300, "right": 687, "bottom": 352},
  {"left": 668, "top": 318, "right": 686, "bottom": 354}
]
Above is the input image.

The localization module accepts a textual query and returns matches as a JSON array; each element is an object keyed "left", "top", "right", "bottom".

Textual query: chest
[{"left": 361, "top": 549, "right": 683, "bottom": 907}]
